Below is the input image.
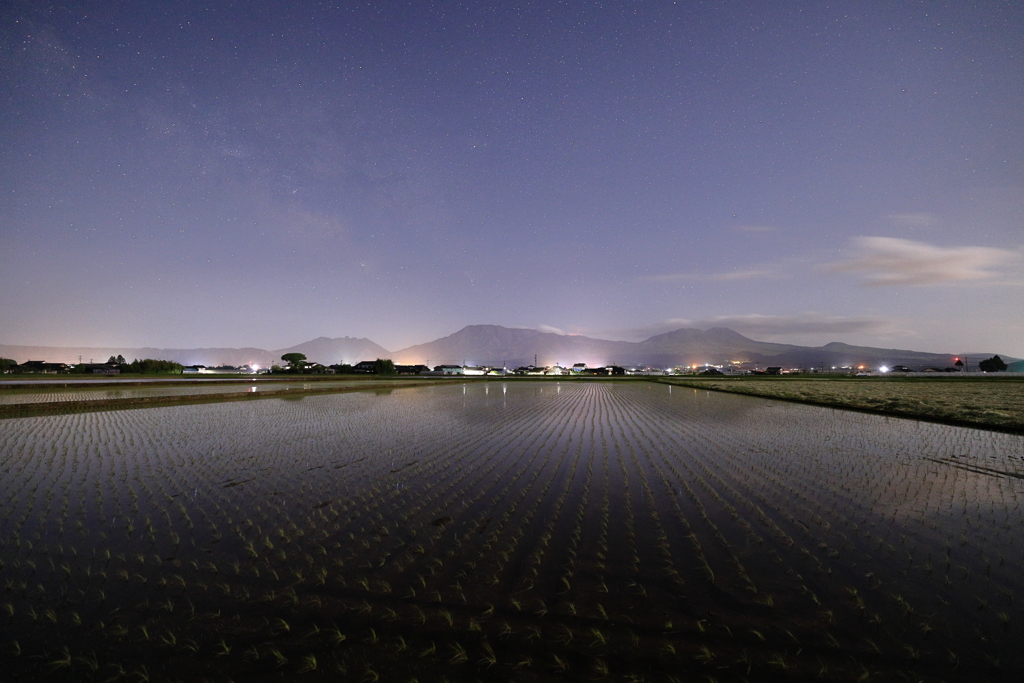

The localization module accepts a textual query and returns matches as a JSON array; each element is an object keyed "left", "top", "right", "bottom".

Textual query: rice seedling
[{"left": 1, "top": 381, "right": 1022, "bottom": 681}]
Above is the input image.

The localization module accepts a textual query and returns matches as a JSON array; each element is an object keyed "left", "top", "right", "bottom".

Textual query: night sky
[{"left": 3, "top": 1, "right": 1022, "bottom": 356}]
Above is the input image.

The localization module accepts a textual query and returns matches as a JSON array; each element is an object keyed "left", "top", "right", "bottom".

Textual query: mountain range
[
  {"left": 389, "top": 325, "right": 994, "bottom": 369},
  {"left": 1, "top": 325, "right": 1009, "bottom": 370},
  {"left": 0, "top": 336, "right": 389, "bottom": 369}
]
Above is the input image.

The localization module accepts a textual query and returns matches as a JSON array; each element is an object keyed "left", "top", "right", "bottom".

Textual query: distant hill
[
  {"left": 391, "top": 325, "right": 636, "bottom": 367},
  {"left": 392, "top": 324, "right": 1006, "bottom": 370},
  {"left": 0, "top": 336, "right": 390, "bottom": 367},
  {"left": 0, "top": 344, "right": 279, "bottom": 367},
  {"left": 2, "top": 325, "right": 1014, "bottom": 370},
  {"left": 274, "top": 337, "right": 391, "bottom": 366}
]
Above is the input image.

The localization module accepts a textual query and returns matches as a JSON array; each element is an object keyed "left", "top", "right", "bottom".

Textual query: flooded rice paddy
[
  {"left": 1, "top": 381, "right": 1022, "bottom": 682},
  {"left": 0, "top": 380, "right": 390, "bottom": 405}
]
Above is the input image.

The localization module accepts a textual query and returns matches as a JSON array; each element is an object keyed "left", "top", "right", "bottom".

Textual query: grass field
[{"left": 660, "top": 376, "right": 1024, "bottom": 433}]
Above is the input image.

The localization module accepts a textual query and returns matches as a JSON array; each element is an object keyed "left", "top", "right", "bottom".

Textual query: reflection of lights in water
[
  {"left": 249, "top": 386, "right": 257, "bottom": 393},
  {"left": 485, "top": 385, "right": 488, "bottom": 395}
]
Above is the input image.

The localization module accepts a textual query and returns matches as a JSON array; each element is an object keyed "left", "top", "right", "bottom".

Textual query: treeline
[
  {"left": 95, "top": 355, "right": 181, "bottom": 373},
  {"left": 0, "top": 356, "right": 183, "bottom": 375},
  {"left": 112, "top": 358, "right": 183, "bottom": 374}
]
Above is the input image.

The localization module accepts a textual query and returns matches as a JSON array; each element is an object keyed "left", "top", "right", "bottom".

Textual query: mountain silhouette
[{"left": 2, "top": 325, "right": 1008, "bottom": 369}]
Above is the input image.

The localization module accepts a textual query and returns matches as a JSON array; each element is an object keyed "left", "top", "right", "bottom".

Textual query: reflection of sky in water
[
  {"left": 0, "top": 380, "right": 378, "bottom": 404},
  {"left": 0, "top": 382, "right": 1022, "bottom": 679}
]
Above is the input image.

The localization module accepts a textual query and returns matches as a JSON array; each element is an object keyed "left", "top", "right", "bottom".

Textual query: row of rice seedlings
[
  {"left": 0, "top": 380, "right": 392, "bottom": 407},
  {"left": 638, "top": 385, "right": 1024, "bottom": 679},
  {"left": 707, "top": 410, "right": 1024, "bottom": 640},
  {"left": 3, "top": 381, "right": 1022, "bottom": 680},
  {"left": 194, "top": 387, "right": 581, "bottom": 655},
  {"left": 0, "top": 393, "right": 473, "bottom": 675},
  {"left": 577, "top": 387, "right": 966, "bottom": 675}
]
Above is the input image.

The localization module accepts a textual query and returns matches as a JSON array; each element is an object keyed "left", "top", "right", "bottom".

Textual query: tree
[
  {"left": 125, "top": 358, "right": 182, "bottom": 374},
  {"left": 374, "top": 358, "right": 397, "bottom": 376},
  {"left": 281, "top": 353, "right": 307, "bottom": 371},
  {"left": 978, "top": 355, "right": 1007, "bottom": 372}
]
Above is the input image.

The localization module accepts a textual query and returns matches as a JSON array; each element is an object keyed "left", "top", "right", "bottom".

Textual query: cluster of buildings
[
  {"left": 182, "top": 365, "right": 259, "bottom": 374},
  {"left": 0, "top": 360, "right": 121, "bottom": 375},
  {"left": 417, "top": 363, "right": 627, "bottom": 376},
  {"left": 7, "top": 357, "right": 1015, "bottom": 377}
]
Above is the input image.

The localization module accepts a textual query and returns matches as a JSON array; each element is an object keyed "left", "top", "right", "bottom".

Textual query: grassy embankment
[{"left": 659, "top": 374, "right": 1024, "bottom": 433}]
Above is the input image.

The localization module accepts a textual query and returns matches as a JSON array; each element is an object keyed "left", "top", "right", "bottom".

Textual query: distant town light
[{"left": 879, "top": 366, "right": 889, "bottom": 373}]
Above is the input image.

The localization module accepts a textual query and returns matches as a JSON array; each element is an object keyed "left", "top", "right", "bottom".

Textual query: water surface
[{"left": 1, "top": 382, "right": 1020, "bottom": 681}]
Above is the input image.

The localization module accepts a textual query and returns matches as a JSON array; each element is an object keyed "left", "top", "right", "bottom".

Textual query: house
[
  {"left": 395, "top": 364, "right": 430, "bottom": 375},
  {"left": 353, "top": 361, "right": 378, "bottom": 373},
  {"left": 571, "top": 363, "right": 588, "bottom": 374},
  {"left": 83, "top": 363, "right": 120, "bottom": 375},
  {"left": 512, "top": 365, "right": 554, "bottom": 375},
  {"left": 434, "top": 365, "right": 464, "bottom": 375},
  {"left": 182, "top": 365, "right": 211, "bottom": 374}
]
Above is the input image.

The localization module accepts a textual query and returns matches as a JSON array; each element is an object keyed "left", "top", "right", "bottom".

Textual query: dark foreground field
[{"left": 1, "top": 382, "right": 1022, "bottom": 681}]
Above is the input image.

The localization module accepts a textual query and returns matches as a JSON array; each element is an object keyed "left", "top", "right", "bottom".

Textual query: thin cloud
[
  {"left": 536, "top": 324, "right": 566, "bottom": 335},
  {"left": 830, "top": 237, "right": 1020, "bottom": 286}
]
